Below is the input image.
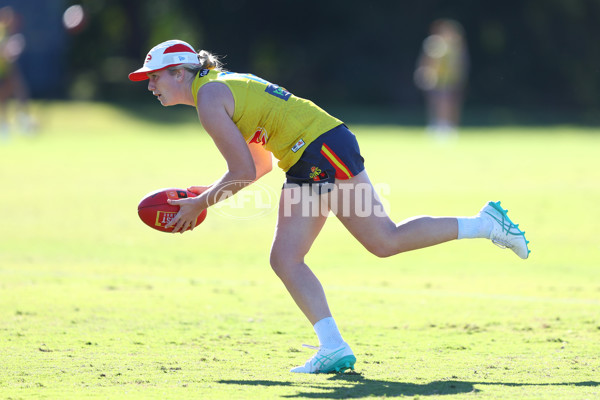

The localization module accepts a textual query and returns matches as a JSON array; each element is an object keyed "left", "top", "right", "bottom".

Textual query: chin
[{"left": 161, "top": 99, "right": 179, "bottom": 107}]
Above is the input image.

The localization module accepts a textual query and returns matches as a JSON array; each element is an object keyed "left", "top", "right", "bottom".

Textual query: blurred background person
[
  {"left": 0, "top": 6, "right": 35, "bottom": 139},
  {"left": 414, "top": 19, "right": 469, "bottom": 138}
]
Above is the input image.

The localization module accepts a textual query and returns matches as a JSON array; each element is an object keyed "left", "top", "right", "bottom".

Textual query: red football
[{"left": 138, "top": 188, "right": 207, "bottom": 232}]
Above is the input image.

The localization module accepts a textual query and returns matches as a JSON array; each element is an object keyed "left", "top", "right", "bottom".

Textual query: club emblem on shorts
[{"left": 310, "top": 166, "right": 328, "bottom": 181}]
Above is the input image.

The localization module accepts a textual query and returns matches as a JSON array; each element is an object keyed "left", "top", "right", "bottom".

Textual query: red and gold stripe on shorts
[{"left": 320, "top": 143, "right": 354, "bottom": 179}]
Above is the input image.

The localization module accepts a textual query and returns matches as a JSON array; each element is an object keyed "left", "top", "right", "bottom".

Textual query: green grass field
[{"left": 1, "top": 102, "right": 599, "bottom": 399}]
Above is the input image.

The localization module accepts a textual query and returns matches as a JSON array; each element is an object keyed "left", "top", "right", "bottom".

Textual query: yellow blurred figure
[{"left": 415, "top": 19, "right": 469, "bottom": 138}]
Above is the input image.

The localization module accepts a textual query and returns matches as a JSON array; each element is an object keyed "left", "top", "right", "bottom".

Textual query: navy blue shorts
[{"left": 284, "top": 124, "right": 365, "bottom": 192}]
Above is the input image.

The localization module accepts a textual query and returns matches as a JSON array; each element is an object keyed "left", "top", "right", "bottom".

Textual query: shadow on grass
[{"left": 218, "top": 374, "right": 600, "bottom": 398}]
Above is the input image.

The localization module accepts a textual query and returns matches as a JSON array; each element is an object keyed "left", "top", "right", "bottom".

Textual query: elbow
[{"left": 245, "top": 171, "right": 257, "bottom": 182}]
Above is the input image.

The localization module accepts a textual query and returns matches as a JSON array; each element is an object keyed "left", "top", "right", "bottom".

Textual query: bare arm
[{"left": 166, "top": 82, "right": 263, "bottom": 232}]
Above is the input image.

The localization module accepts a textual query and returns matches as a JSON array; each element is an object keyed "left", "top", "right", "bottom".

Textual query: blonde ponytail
[{"left": 198, "top": 50, "right": 223, "bottom": 70}]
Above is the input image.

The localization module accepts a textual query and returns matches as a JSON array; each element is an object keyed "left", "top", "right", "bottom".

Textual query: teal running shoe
[
  {"left": 290, "top": 342, "right": 356, "bottom": 374},
  {"left": 481, "top": 201, "right": 530, "bottom": 259}
]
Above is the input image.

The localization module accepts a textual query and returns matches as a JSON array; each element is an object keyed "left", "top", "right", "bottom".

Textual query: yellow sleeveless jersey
[{"left": 191, "top": 69, "right": 343, "bottom": 171}]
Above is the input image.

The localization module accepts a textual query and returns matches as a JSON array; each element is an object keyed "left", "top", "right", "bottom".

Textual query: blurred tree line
[{"left": 36, "top": 0, "right": 600, "bottom": 119}]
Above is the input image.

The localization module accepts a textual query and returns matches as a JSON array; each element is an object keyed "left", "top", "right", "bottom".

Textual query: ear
[{"left": 176, "top": 68, "right": 185, "bottom": 82}]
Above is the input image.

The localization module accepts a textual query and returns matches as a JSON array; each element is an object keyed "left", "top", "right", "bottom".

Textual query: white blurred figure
[
  {"left": 0, "top": 6, "right": 36, "bottom": 139},
  {"left": 414, "top": 19, "right": 469, "bottom": 140}
]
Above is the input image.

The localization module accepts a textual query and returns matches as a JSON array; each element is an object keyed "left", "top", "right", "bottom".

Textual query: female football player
[{"left": 129, "top": 40, "right": 529, "bottom": 374}]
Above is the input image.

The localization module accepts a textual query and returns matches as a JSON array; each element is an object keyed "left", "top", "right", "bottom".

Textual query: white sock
[
  {"left": 456, "top": 216, "right": 492, "bottom": 239},
  {"left": 313, "top": 317, "right": 344, "bottom": 349}
]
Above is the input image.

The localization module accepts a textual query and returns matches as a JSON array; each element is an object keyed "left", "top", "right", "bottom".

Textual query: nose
[{"left": 147, "top": 80, "right": 155, "bottom": 91}]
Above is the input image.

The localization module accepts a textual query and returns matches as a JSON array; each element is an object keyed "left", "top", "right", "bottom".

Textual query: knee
[{"left": 269, "top": 249, "right": 295, "bottom": 278}]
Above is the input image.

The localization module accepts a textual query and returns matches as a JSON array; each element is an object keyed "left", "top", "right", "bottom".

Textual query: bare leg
[
  {"left": 332, "top": 170, "right": 458, "bottom": 257},
  {"left": 270, "top": 186, "right": 332, "bottom": 325},
  {"left": 271, "top": 173, "right": 458, "bottom": 323}
]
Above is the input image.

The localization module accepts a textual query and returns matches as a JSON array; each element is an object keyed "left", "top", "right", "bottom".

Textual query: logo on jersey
[
  {"left": 291, "top": 139, "right": 305, "bottom": 153},
  {"left": 265, "top": 84, "right": 291, "bottom": 101},
  {"left": 198, "top": 69, "right": 209, "bottom": 77},
  {"left": 249, "top": 127, "right": 269, "bottom": 145}
]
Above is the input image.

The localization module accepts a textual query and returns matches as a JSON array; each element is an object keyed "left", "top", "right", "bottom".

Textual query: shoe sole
[{"left": 321, "top": 355, "right": 357, "bottom": 373}]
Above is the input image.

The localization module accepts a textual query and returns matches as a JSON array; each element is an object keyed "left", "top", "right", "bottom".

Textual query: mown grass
[{"left": 0, "top": 102, "right": 599, "bottom": 399}]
